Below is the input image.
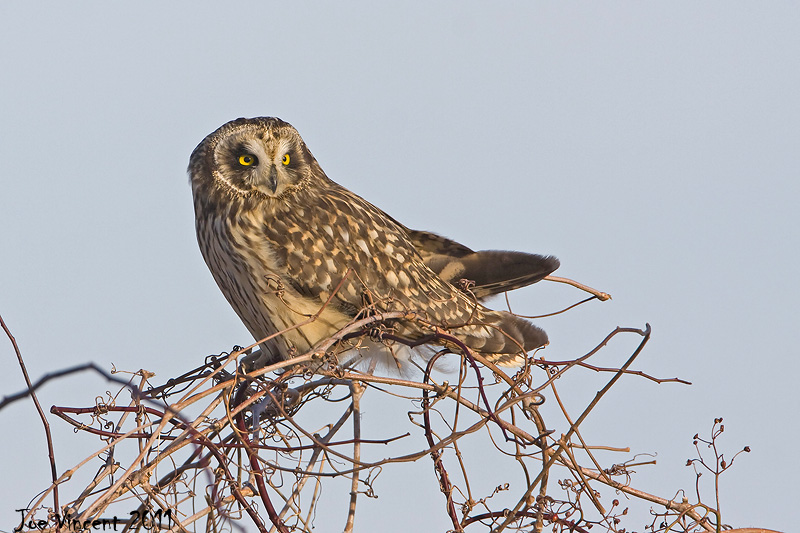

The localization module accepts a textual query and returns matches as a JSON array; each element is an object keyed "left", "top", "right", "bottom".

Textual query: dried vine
[{"left": 1, "top": 277, "right": 761, "bottom": 533}]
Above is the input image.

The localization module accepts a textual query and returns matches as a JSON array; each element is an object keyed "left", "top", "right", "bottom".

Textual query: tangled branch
[{"left": 2, "top": 278, "right": 758, "bottom": 532}]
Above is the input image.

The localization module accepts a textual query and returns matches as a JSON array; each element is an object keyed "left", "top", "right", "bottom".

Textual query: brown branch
[
  {"left": 18, "top": 304, "right": 750, "bottom": 533},
  {"left": 463, "top": 510, "right": 592, "bottom": 533},
  {"left": 493, "top": 324, "right": 652, "bottom": 532},
  {"left": 277, "top": 399, "right": 355, "bottom": 522},
  {"left": 1, "top": 314, "right": 61, "bottom": 525},
  {"left": 544, "top": 275, "right": 612, "bottom": 301},
  {"left": 344, "top": 382, "right": 365, "bottom": 533},
  {"left": 574, "top": 465, "right": 716, "bottom": 532},
  {"left": 422, "top": 353, "right": 462, "bottom": 532},
  {"left": 233, "top": 382, "right": 289, "bottom": 533},
  {"left": 506, "top": 293, "right": 600, "bottom": 319}
]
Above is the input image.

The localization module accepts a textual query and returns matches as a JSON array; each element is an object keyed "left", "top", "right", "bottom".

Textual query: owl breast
[{"left": 195, "top": 205, "right": 350, "bottom": 362}]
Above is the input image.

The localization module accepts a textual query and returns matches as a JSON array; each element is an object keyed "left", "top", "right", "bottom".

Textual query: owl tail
[
  {"left": 457, "top": 311, "right": 548, "bottom": 367},
  {"left": 423, "top": 249, "right": 559, "bottom": 300}
]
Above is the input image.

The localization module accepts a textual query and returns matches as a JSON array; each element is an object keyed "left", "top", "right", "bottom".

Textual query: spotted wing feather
[{"left": 260, "top": 181, "right": 547, "bottom": 365}]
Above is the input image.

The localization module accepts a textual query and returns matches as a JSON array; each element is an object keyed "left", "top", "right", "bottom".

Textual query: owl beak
[{"left": 268, "top": 165, "right": 278, "bottom": 193}]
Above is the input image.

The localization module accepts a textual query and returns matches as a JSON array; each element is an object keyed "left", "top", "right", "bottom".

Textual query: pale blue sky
[{"left": 1, "top": 3, "right": 797, "bottom": 531}]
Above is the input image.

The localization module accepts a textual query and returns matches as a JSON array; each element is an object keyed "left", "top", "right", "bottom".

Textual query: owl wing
[
  {"left": 267, "top": 184, "right": 549, "bottom": 364},
  {"left": 397, "top": 225, "right": 560, "bottom": 300},
  {"left": 276, "top": 188, "right": 459, "bottom": 316}
]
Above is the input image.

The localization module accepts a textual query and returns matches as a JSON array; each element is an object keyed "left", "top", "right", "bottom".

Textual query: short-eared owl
[{"left": 189, "top": 117, "right": 559, "bottom": 370}]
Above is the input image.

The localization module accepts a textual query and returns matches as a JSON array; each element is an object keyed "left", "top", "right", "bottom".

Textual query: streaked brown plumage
[{"left": 189, "top": 117, "right": 559, "bottom": 369}]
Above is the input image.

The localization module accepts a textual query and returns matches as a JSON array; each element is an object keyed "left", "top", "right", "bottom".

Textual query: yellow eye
[
  {"left": 238, "top": 154, "right": 257, "bottom": 166},
  {"left": 282, "top": 153, "right": 290, "bottom": 166}
]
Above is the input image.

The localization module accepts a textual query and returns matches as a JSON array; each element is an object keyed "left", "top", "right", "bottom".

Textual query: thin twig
[
  {"left": 493, "top": 324, "right": 652, "bottom": 532},
  {"left": 344, "top": 382, "right": 365, "bottom": 533},
  {"left": 422, "top": 353, "right": 463, "bottom": 532},
  {"left": 1, "top": 314, "right": 61, "bottom": 524},
  {"left": 544, "top": 275, "right": 612, "bottom": 301}
]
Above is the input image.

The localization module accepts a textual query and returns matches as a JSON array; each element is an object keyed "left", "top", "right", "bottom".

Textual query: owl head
[{"left": 189, "top": 117, "right": 322, "bottom": 202}]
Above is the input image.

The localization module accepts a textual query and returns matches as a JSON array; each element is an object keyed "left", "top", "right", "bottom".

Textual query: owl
[{"left": 189, "top": 117, "right": 559, "bottom": 371}]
